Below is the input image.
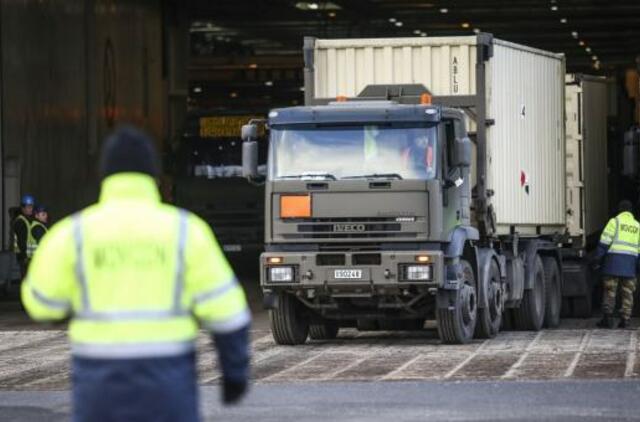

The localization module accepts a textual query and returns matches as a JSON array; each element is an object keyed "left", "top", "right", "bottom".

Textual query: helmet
[
  {"left": 21, "top": 194, "right": 35, "bottom": 206},
  {"left": 35, "top": 205, "right": 47, "bottom": 214}
]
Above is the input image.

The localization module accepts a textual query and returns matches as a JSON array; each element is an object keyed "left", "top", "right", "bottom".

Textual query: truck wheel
[
  {"left": 270, "top": 293, "right": 309, "bottom": 345},
  {"left": 513, "top": 255, "right": 546, "bottom": 331},
  {"left": 475, "top": 260, "right": 503, "bottom": 338},
  {"left": 437, "top": 260, "right": 477, "bottom": 344},
  {"left": 309, "top": 322, "right": 339, "bottom": 340},
  {"left": 542, "top": 257, "right": 561, "bottom": 328}
]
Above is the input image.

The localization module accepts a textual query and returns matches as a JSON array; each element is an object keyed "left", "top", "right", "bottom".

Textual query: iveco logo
[{"left": 333, "top": 224, "right": 366, "bottom": 232}]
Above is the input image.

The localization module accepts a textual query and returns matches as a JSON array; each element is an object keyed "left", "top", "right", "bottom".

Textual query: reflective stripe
[
  {"left": 173, "top": 209, "right": 188, "bottom": 312},
  {"left": 193, "top": 278, "right": 238, "bottom": 305},
  {"left": 611, "top": 240, "right": 639, "bottom": 249},
  {"left": 614, "top": 217, "right": 619, "bottom": 239},
  {"left": 71, "top": 340, "right": 195, "bottom": 359},
  {"left": 30, "top": 285, "right": 71, "bottom": 311},
  {"left": 76, "top": 309, "right": 190, "bottom": 321},
  {"left": 205, "top": 308, "right": 251, "bottom": 334},
  {"left": 72, "top": 213, "right": 90, "bottom": 311}
]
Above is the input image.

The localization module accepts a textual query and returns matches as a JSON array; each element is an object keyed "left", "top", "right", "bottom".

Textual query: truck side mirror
[
  {"left": 241, "top": 123, "right": 258, "bottom": 142},
  {"left": 242, "top": 141, "right": 259, "bottom": 179},
  {"left": 452, "top": 136, "right": 472, "bottom": 168}
]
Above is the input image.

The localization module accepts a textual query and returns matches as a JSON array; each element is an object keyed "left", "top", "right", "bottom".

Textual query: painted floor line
[
  {"left": 624, "top": 329, "right": 638, "bottom": 378},
  {"left": 564, "top": 330, "right": 592, "bottom": 378},
  {"left": 502, "top": 330, "right": 544, "bottom": 379},
  {"left": 443, "top": 341, "right": 488, "bottom": 380}
]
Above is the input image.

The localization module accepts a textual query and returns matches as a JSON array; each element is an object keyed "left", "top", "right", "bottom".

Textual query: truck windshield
[{"left": 269, "top": 124, "right": 438, "bottom": 180}]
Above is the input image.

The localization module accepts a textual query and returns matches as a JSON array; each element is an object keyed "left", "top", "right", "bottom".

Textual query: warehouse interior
[{"left": 0, "top": 0, "right": 639, "bottom": 253}]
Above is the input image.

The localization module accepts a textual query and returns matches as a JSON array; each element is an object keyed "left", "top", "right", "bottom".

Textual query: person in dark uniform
[{"left": 13, "top": 194, "right": 35, "bottom": 276}]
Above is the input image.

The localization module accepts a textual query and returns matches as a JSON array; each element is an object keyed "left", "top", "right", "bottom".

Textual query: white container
[
  {"left": 308, "top": 35, "right": 566, "bottom": 236},
  {"left": 565, "top": 74, "right": 609, "bottom": 241}
]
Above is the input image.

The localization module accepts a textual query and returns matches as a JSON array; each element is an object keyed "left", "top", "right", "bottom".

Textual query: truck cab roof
[{"left": 268, "top": 102, "right": 443, "bottom": 126}]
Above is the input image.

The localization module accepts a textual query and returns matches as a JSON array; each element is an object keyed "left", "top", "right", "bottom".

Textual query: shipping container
[
  {"left": 308, "top": 36, "right": 566, "bottom": 236},
  {"left": 565, "top": 74, "right": 609, "bottom": 243}
]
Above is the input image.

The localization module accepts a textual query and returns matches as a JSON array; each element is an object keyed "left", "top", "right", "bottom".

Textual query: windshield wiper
[
  {"left": 341, "top": 173, "right": 403, "bottom": 180},
  {"left": 278, "top": 173, "right": 337, "bottom": 180}
]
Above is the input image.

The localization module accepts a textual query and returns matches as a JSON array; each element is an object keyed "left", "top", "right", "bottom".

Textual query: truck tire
[
  {"left": 513, "top": 255, "right": 546, "bottom": 331},
  {"left": 542, "top": 257, "right": 561, "bottom": 328},
  {"left": 437, "top": 260, "right": 477, "bottom": 344},
  {"left": 309, "top": 322, "right": 339, "bottom": 340},
  {"left": 475, "top": 260, "right": 503, "bottom": 338},
  {"left": 270, "top": 293, "right": 309, "bottom": 345}
]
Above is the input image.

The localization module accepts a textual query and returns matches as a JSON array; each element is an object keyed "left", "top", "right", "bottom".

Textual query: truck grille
[{"left": 281, "top": 217, "right": 417, "bottom": 240}]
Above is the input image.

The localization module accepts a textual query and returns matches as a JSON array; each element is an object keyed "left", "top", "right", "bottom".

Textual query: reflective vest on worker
[
  {"left": 597, "top": 211, "right": 640, "bottom": 278},
  {"left": 26, "top": 220, "right": 47, "bottom": 258},
  {"left": 22, "top": 173, "right": 250, "bottom": 356}
]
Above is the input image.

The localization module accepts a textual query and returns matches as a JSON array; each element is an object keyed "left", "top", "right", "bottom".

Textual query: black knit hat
[{"left": 100, "top": 126, "right": 160, "bottom": 179}]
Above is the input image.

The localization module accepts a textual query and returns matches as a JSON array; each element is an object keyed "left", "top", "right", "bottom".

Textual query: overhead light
[
  {"left": 461, "top": 22, "right": 470, "bottom": 28},
  {"left": 248, "top": 63, "right": 258, "bottom": 69},
  {"left": 579, "top": 40, "right": 585, "bottom": 46},
  {"left": 550, "top": 5, "right": 558, "bottom": 11},
  {"left": 265, "top": 81, "right": 274, "bottom": 87},
  {"left": 230, "top": 92, "right": 238, "bottom": 98},
  {"left": 420, "top": 33, "right": 428, "bottom": 37},
  {"left": 585, "top": 47, "right": 591, "bottom": 53},
  {"left": 193, "top": 87, "right": 202, "bottom": 93},
  {"left": 571, "top": 31, "right": 578, "bottom": 38},
  {"left": 439, "top": 8, "right": 448, "bottom": 13},
  {"left": 592, "top": 55, "right": 598, "bottom": 61},
  {"left": 308, "top": 2, "right": 319, "bottom": 9},
  {"left": 299, "top": 86, "right": 305, "bottom": 92},
  {"left": 295, "top": 1, "right": 341, "bottom": 10},
  {"left": 395, "top": 21, "right": 403, "bottom": 27},
  {"left": 593, "top": 61, "right": 601, "bottom": 70},
  {"left": 473, "top": 28, "right": 481, "bottom": 34},
  {"left": 413, "top": 30, "right": 422, "bottom": 35},
  {"left": 560, "top": 18, "right": 567, "bottom": 23},
  {"left": 328, "top": 11, "right": 336, "bottom": 18},
  {"left": 389, "top": 17, "right": 396, "bottom": 23}
]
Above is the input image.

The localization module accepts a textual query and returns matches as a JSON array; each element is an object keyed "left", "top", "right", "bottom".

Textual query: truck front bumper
[{"left": 260, "top": 250, "right": 444, "bottom": 296}]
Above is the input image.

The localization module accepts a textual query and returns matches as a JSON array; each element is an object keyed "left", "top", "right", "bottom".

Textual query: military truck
[
  {"left": 242, "top": 35, "right": 603, "bottom": 344},
  {"left": 172, "top": 112, "right": 266, "bottom": 272}
]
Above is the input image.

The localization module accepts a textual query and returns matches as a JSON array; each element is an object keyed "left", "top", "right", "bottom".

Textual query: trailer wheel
[
  {"left": 437, "top": 260, "right": 477, "bottom": 344},
  {"left": 542, "top": 257, "right": 561, "bottom": 328},
  {"left": 475, "top": 260, "right": 503, "bottom": 338},
  {"left": 270, "top": 292, "right": 309, "bottom": 345},
  {"left": 513, "top": 255, "right": 546, "bottom": 331},
  {"left": 309, "top": 322, "right": 339, "bottom": 340}
]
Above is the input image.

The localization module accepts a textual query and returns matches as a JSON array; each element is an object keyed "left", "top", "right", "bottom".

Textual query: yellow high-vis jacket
[{"left": 21, "top": 173, "right": 250, "bottom": 359}]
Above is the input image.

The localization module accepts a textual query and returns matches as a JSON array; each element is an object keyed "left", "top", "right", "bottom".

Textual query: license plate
[
  {"left": 334, "top": 269, "right": 363, "bottom": 279},
  {"left": 223, "top": 244, "right": 242, "bottom": 252}
]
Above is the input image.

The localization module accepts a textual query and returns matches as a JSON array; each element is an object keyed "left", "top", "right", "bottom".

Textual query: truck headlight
[
  {"left": 269, "top": 266, "right": 294, "bottom": 282},
  {"left": 402, "top": 264, "right": 432, "bottom": 281}
]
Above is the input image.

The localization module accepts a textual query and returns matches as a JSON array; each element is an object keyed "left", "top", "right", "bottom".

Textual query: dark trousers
[{"left": 72, "top": 352, "right": 200, "bottom": 422}]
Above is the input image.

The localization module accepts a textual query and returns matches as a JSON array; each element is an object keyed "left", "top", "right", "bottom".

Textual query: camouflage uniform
[{"left": 601, "top": 277, "right": 636, "bottom": 320}]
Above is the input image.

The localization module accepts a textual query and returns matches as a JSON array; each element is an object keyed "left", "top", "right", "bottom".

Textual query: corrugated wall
[
  {"left": 0, "top": 0, "right": 164, "bottom": 245},
  {"left": 487, "top": 40, "right": 565, "bottom": 233},
  {"left": 313, "top": 37, "right": 478, "bottom": 98}
]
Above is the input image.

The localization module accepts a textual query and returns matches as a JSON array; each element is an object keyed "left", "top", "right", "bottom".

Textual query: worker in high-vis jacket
[
  {"left": 594, "top": 200, "right": 640, "bottom": 329},
  {"left": 13, "top": 194, "right": 35, "bottom": 275},
  {"left": 26, "top": 205, "right": 49, "bottom": 259},
  {"left": 21, "top": 126, "right": 251, "bottom": 421}
]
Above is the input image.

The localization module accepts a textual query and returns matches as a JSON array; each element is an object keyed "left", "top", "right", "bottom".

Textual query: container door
[{"left": 565, "top": 82, "right": 583, "bottom": 239}]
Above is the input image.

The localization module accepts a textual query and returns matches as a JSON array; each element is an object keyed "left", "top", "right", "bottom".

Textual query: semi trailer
[{"left": 242, "top": 34, "right": 607, "bottom": 344}]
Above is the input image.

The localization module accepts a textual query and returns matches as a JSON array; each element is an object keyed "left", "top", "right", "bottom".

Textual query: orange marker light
[
  {"left": 420, "top": 93, "right": 432, "bottom": 105},
  {"left": 416, "top": 255, "right": 430, "bottom": 263},
  {"left": 280, "top": 195, "right": 312, "bottom": 218},
  {"left": 336, "top": 95, "right": 348, "bottom": 102},
  {"left": 267, "top": 257, "right": 283, "bottom": 264}
]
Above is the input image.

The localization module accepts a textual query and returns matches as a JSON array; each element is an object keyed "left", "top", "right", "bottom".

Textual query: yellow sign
[{"left": 199, "top": 115, "right": 264, "bottom": 138}]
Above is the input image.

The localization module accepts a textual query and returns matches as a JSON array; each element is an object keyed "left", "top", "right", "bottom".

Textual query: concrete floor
[{"left": 1, "top": 285, "right": 639, "bottom": 421}]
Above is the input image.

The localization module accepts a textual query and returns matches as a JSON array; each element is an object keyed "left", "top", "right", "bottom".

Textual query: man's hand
[{"left": 222, "top": 378, "right": 248, "bottom": 405}]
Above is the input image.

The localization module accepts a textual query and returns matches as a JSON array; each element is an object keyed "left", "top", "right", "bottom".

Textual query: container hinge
[
  {"left": 485, "top": 119, "right": 495, "bottom": 127},
  {"left": 486, "top": 189, "right": 495, "bottom": 197}
]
